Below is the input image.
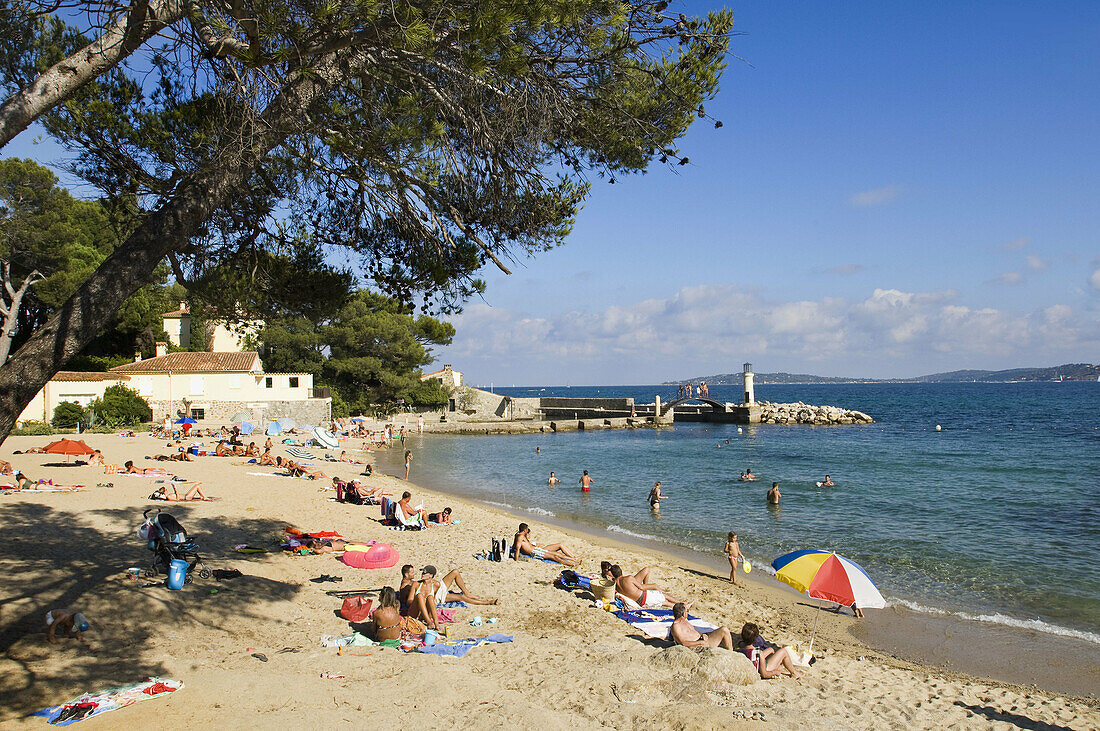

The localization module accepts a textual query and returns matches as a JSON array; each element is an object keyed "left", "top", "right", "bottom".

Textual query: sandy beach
[{"left": 2, "top": 432, "right": 1097, "bottom": 729}]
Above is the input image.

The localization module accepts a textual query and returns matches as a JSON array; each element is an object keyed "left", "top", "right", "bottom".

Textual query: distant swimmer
[
  {"left": 767, "top": 482, "right": 781, "bottom": 504},
  {"left": 740, "top": 468, "right": 758, "bottom": 482},
  {"left": 817, "top": 475, "right": 834, "bottom": 487},
  {"left": 547, "top": 471, "right": 560, "bottom": 486},
  {"left": 580, "top": 470, "right": 593, "bottom": 492},
  {"left": 536, "top": 447, "right": 540, "bottom": 454},
  {"left": 648, "top": 481, "right": 666, "bottom": 510}
]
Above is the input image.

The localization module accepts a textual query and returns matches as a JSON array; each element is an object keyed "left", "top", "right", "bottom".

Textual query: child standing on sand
[{"left": 724, "top": 532, "right": 741, "bottom": 586}]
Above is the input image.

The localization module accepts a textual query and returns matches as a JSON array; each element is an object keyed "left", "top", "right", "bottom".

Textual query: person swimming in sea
[
  {"left": 648, "top": 481, "right": 666, "bottom": 511},
  {"left": 740, "top": 468, "right": 758, "bottom": 482},
  {"left": 820, "top": 474, "right": 834, "bottom": 487}
]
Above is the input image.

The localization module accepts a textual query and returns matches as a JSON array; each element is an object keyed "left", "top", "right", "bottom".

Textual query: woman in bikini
[
  {"left": 123, "top": 461, "right": 165, "bottom": 475},
  {"left": 151, "top": 482, "right": 212, "bottom": 501},
  {"left": 371, "top": 586, "right": 403, "bottom": 641}
]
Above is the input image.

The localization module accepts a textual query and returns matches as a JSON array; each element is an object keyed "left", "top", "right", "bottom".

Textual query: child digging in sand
[{"left": 724, "top": 531, "right": 742, "bottom": 586}]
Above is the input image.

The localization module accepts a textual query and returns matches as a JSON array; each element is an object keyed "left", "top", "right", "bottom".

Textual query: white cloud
[
  {"left": 1003, "top": 237, "right": 1029, "bottom": 250},
  {"left": 849, "top": 185, "right": 900, "bottom": 207},
  {"left": 1026, "top": 255, "right": 1051, "bottom": 271},
  {"left": 439, "top": 285, "right": 1097, "bottom": 382},
  {"left": 992, "top": 272, "right": 1023, "bottom": 285},
  {"left": 825, "top": 263, "right": 864, "bottom": 275},
  {"left": 1090, "top": 268, "right": 1100, "bottom": 291}
]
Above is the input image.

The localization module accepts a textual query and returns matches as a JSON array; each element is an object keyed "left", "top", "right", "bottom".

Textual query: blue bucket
[{"left": 166, "top": 559, "right": 189, "bottom": 590}]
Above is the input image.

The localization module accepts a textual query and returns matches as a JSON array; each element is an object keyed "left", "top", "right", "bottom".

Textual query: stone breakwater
[{"left": 756, "top": 401, "right": 873, "bottom": 425}]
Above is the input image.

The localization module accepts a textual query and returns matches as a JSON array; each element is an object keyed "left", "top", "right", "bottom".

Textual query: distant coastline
[{"left": 665, "top": 362, "right": 1100, "bottom": 385}]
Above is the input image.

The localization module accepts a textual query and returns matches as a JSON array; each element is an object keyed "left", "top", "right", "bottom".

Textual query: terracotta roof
[
  {"left": 51, "top": 371, "right": 131, "bottom": 382},
  {"left": 111, "top": 352, "right": 260, "bottom": 373},
  {"left": 422, "top": 367, "right": 462, "bottom": 378},
  {"left": 161, "top": 308, "right": 189, "bottom": 317}
]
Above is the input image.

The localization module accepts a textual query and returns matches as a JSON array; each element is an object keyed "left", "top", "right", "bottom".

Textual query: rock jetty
[{"left": 756, "top": 401, "right": 873, "bottom": 425}]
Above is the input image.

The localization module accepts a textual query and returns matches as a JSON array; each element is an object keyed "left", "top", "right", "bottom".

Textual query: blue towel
[
  {"left": 437, "top": 601, "right": 468, "bottom": 609},
  {"left": 416, "top": 634, "right": 513, "bottom": 657}
]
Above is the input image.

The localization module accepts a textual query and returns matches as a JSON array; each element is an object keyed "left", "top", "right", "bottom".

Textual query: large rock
[{"left": 646, "top": 645, "right": 758, "bottom": 688}]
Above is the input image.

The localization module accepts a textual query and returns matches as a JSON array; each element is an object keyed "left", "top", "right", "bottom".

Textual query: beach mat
[
  {"left": 286, "top": 446, "right": 315, "bottom": 460},
  {"left": 30, "top": 677, "right": 182, "bottom": 725},
  {"left": 415, "top": 634, "right": 513, "bottom": 658},
  {"left": 614, "top": 607, "right": 719, "bottom": 640}
]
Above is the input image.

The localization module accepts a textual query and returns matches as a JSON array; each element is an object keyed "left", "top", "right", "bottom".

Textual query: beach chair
[{"left": 395, "top": 502, "right": 426, "bottom": 530}]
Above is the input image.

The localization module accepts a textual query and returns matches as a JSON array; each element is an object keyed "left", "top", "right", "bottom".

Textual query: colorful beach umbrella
[
  {"left": 234, "top": 420, "right": 255, "bottom": 435},
  {"left": 265, "top": 421, "right": 282, "bottom": 436},
  {"left": 174, "top": 417, "right": 198, "bottom": 425},
  {"left": 278, "top": 417, "right": 296, "bottom": 430},
  {"left": 313, "top": 427, "right": 339, "bottom": 449},
  {"left": 771, "top": 549, "right": 886, "bottom": 653}
]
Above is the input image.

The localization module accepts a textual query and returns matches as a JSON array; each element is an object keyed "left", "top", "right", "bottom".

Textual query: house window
[
  {"left": 229, "top": 375, "right": 241, "bottom": 389},
  {"left": 189, "top": 375, "right": 205, "bottom": 394},
  {"left": 190, "top": 408, "right": 205, "bottom": 420},
  {"left": 265, "top": 377, "right": 273, "bottom": 389},
  {"left": 289, "top": 377, "right": 299, "bottom": 388}
]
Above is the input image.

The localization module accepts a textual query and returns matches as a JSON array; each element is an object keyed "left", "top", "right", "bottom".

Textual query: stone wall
[
  {"left": 540, "top": 397, "right": 634, "bottom": 411},
  {"left": 148, "top": 398, "right": 331, "bottom": 426}
]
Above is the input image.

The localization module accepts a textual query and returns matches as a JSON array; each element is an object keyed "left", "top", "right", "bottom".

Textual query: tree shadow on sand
[{"left": 0, "top": 501, "right": 302, "bottom": 721}]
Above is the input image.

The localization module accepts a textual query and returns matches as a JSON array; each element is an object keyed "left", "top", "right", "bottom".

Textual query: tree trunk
[
  {"left": 0, "top": 57, "right": 342, "bottom": 443},
  {"left": 0, "top": 0, "right": 187, "bottom": 149},
  {"left": 0, "top": 265, "right": 43, "bottom": 364}
]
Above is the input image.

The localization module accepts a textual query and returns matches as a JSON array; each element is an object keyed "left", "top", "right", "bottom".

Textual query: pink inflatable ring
[{"left": 341, "top": 541, "right": 399, "bottom": 569}]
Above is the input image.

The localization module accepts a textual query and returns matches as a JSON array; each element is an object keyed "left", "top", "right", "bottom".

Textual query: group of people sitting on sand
[
  {"left": 596, "top": 560, "right": 803, "bottom": 679},
  {"left": 369, "top": 564, "right": 499, "bottom": 638}
]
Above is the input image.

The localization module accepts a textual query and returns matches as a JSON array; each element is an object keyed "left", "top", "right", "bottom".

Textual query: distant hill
[{"left": 666, "top": 363, "right": 1100, "bottom": 385}]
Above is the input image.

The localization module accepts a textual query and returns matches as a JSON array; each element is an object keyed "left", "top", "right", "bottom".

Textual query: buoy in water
[
  {"left": 737, "top": 428, "right": 743, "bottom": 434},
  {"left": 935, "top": 425, "right": 942, "bottom": 431}
]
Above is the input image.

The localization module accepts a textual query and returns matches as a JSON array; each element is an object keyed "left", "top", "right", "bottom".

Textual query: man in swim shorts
[
  {"left": 607, "top": 564, "right": 683, "bottom": 608},
  {"left": 579, "top": 470, "right": 593, "bottom": 492},
  {"left": 669, "top": 602, "right": 734, "bottom": 650}
]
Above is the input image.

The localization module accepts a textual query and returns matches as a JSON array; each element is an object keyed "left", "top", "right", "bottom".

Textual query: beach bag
[{"left": 340, "top": 595, "right": 373, "bottom": 623}]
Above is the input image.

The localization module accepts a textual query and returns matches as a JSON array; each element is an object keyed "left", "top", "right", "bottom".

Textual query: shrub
[
  {"left": 89, "top": 384, "right": 153, "bottom": 426},
  {"left": 52, "top": 401, "right": 87, "bottom": 428},
  {"left": 12, "top": 421, "right": 54, "bottom": 436}
]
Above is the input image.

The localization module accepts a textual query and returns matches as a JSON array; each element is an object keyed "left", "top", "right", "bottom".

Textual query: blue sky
[
  {"left": 438, "top": 1, "right": 1100, "bottom": 384},
  {"left": 8, "top": 2, "right": 1100, "bottom": 384}
]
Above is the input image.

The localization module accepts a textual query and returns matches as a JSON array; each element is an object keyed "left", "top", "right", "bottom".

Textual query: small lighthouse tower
[{"left": 742, "top": 363, "right": 755, "bottom": 405}]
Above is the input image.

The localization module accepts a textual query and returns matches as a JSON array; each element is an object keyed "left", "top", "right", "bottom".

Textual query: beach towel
[
  {"left": 18, "top": 484, "right": 84, "bottom": 492},
  {"left": 614, "top": 608, "right": 719, "bottom": 640},
  {"left": 427, "top": 519, "right": 461, "bottom": 526},
  {"left": 103, "top": 465, "right": 119, "bottom": 474},
  {"left": 286, "top": 446, "right": 315, "bottom": 461},
  {"left": 437, "top": 601, "right": 468, "bottom": 609},
  {"left": 29, "top": 677, "right": 182, "bottom": 725},
  {"left": 415, "top": 634, "right": 513, "bottom": 658}
]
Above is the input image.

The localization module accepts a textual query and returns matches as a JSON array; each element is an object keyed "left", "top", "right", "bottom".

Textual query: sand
[{"left": 1, "top": 432, "right": 1097, "bottom": 729}]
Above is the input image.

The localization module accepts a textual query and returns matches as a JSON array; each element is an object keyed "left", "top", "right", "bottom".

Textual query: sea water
[{"left": 402, "top": 382, "right": 1100, "bottom": 643}]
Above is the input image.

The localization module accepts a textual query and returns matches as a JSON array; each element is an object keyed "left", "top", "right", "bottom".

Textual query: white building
[
  {"left": 17, "top": 351, "right": 330, "bottom": 426},
  {"left": 421, "top": 364, "right": 463, "bottom": 390},
  {"left": 161, "top": 302, "right": 262, "bottom": 352}
]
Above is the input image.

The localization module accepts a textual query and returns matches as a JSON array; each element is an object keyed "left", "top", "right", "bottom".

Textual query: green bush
[
  {"left": 89, "top": 384, "right": 152, "bottom": 426},
  {"left": 11, "top": 421, "right": 54, "bottom": 436},
  {"left": 52, "top": 401, "right": 87, "bottom": 428}
]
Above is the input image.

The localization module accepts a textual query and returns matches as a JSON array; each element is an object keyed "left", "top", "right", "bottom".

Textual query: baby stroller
[{"left": 138, "top": 508, "right": 211, "bottom": 581}]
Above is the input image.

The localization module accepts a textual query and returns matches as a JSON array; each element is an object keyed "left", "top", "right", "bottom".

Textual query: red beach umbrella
[{"left": 43, "top": 438, "right": 95, "bottom": 463}]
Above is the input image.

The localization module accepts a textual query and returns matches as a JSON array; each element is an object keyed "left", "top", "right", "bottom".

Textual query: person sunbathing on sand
[
  {"left": 670, "top": 602, "right": 733, "bottom": 650},
  {"left": 419, "top": 565, "right": 498, "bottom": 607},
  {"left": 151, "top": 483, "right": 212, "bottom": 501},
  {"left": 606, "top": 564, "right": 684, "bottom": 608},
  {"left": 153, "top": 452, "right": 192, "bottom": 462},
  {"left": 245, "top": 442, "right": 259, "bottom": 457},
  {"left": 371, "top": 586, "right": 403, "bottom": 641},
  {"left": 398, "top": 564, "right": 439, "bottom": 631},
  {"left": 738, "top": 622, "right": 804, "bottom": 679},
  {"left": 0, "top": 459, "right": 12, "bottom": 476},
  {"left": 215, "top": 440, "right": 231, "bottom": 457},
  {"left": 427, "top": 507, "right": 453, "bottom": 524},
  {"left": 88, "top": 450, "right": 105, "bottom": 466},
  {"left": 512, "top": 523, "right": 578, "bottom": 566},
  {"left": 123, "top": 461, "right": 165, "bottom": 475},
  {"left": 257, "top": 448, "right": 276, "bottom": 465},
  {"left": 338, "top": 451, "right": 366, "bottom": 464}
]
